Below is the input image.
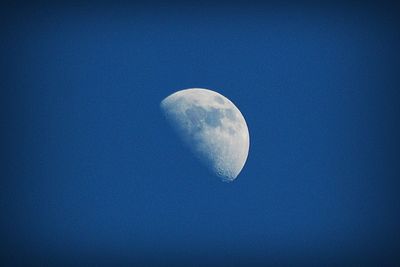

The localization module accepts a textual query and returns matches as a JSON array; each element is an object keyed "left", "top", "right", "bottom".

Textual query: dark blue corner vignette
[{"left": 1, "top": 1, "right": 399, "bottom": 266}]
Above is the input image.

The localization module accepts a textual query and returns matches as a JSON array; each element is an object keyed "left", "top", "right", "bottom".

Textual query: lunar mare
[{"left": 160, "top": 88, "right": 250, "bottom": 182}]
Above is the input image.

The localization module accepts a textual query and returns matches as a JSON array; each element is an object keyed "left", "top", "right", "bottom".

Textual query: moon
[{"left": 160, "top": 88, "right": 250, "bottom": 182}]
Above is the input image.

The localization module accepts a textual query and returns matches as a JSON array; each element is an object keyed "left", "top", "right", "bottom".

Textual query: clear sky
[{"left": 1, "top": 2, "right": 400, "bottom": 265}]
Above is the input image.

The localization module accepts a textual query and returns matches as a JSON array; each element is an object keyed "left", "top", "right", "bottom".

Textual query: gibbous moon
[{"left": 160, "top": 88, "right": 250, "bottom": 182}]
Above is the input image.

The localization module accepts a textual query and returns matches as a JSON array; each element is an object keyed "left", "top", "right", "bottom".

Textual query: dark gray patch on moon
[
  {"left": 185, "top": 106, "right": 207, "bottom": 131},
  {"left": 215, "top": 96, "right": 225, "bottom": 104},
  {"left": 205, "top": 107, "right": 224, "bottom": 128},
  {"left": 186, "top": 106, "right": 207, "bottom": 122},
  {"left": 228, "top": 127, "right": 236, "bottom": 135},
  {"left": 225, "top": 109, "right": 236, "bottom": 121}
]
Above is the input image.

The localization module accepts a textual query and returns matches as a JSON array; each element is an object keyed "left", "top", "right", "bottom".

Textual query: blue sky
[{"left": 1, "top": 2, "right": 400, "bottom": 265}]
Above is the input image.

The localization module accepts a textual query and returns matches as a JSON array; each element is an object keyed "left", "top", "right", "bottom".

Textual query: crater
[
  {"left": 205, "top": 107, "right": 224, "bottom": 128},
  {"left": 225, "top": 108, "right": 236, "bottom": 121},
  {"left": 214, "top": 96, "right": 225, "bottom": 104},
  {"left": 185, "top": 105, "right": 207, "bottom": 129},
  {"left": 228, "top": 127, "right": 236, "bottom": 135}
]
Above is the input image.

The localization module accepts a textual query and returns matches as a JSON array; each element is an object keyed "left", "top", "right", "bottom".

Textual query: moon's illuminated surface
[{"left": 160, "top": 88, "right": 250, "bottom": 182}]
